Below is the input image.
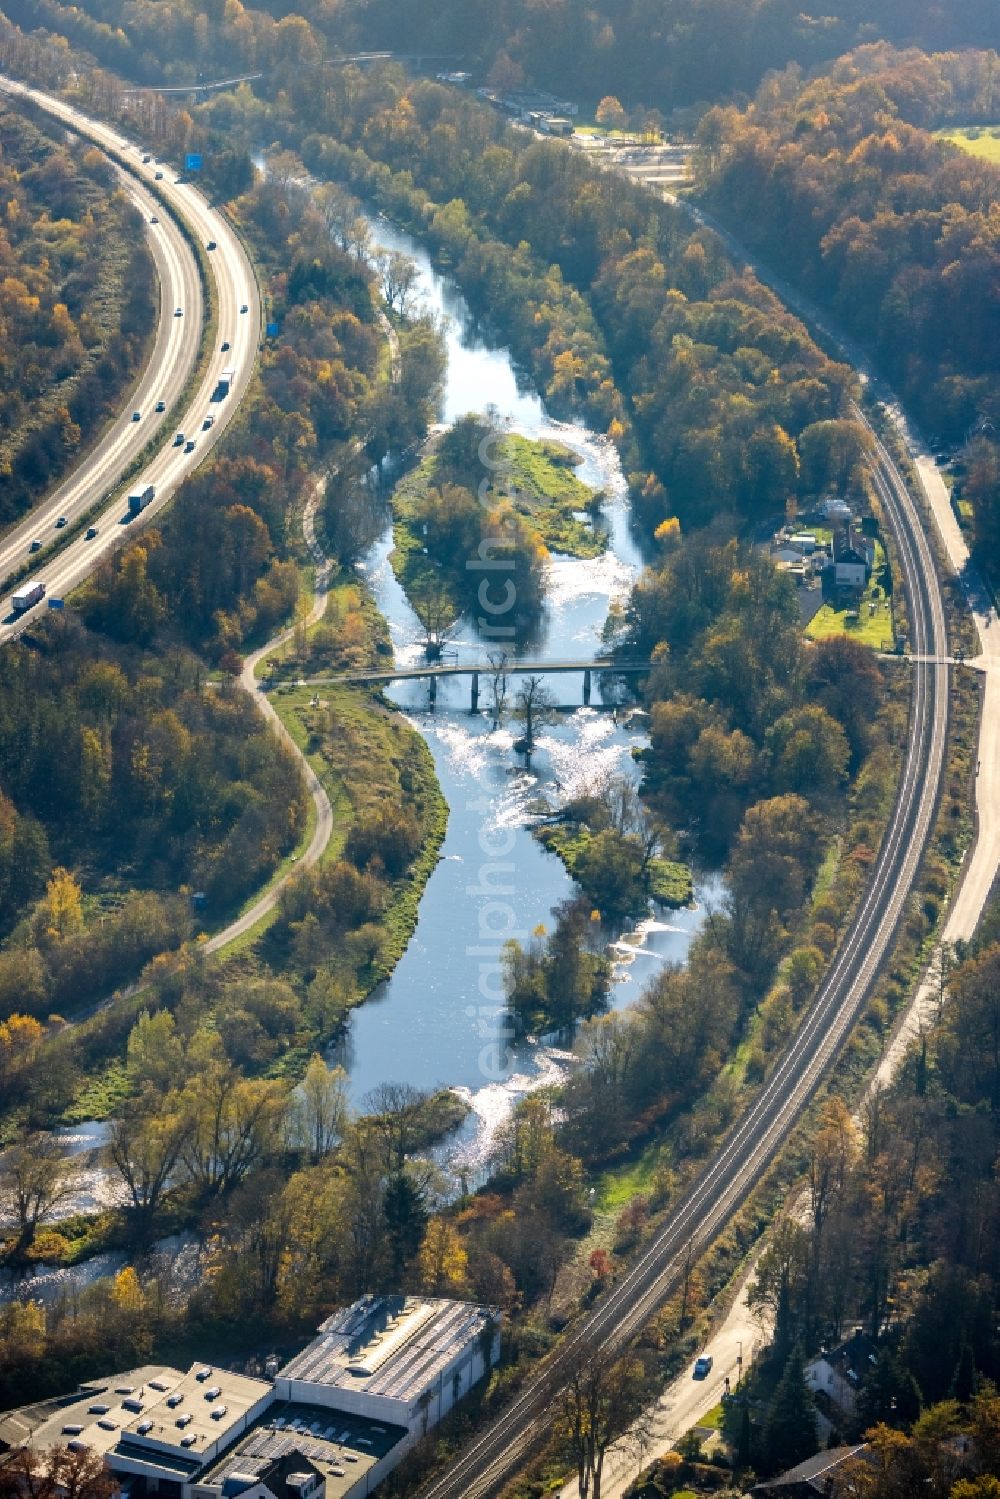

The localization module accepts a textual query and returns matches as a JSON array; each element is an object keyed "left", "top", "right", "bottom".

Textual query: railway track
[{"left": 418, "top": 402, "right": 949, "bottom": 1497}]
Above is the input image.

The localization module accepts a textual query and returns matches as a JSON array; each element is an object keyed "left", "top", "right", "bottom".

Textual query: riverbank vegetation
[
  {"left": 0, "top": 151, "right": 446, "bottom": 1154},
  {"left": 0, "top": 104, "right": 155, "bottom": 528},
  {"left": 0, "top": 24, "right": 978, "bottom": 1497}
]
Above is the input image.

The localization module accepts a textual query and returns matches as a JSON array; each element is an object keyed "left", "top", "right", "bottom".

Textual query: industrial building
[{"left": 0, "top": 1298, "right": 500, "bottom": 1499}]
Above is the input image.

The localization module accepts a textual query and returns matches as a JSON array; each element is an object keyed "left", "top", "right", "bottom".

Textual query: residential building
[
  {"left": 832, "top": 524, "right": 876, "bottom": 588},
  {"left": 805, "top": 1328, "right": 878, "bottom": 1416},
  {"left": 750, "top": 1444, "right": 868, "bottom": 1496}
]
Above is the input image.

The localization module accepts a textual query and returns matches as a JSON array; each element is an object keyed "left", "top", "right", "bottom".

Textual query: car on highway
[
  {"left": 173, "top": 432, "right": 185, "bottom": 446},
  {"left": 86, "top": 526, "right": 99, "bottom": 540},
  {"left": 150, "top": 215, "right": 159, "bottom": 224},
  {"left": 221, "top": 341, "right": 230, "bottom": 351},
  {"left": 692, "top": 1355, "right": 713, "bottom": 1379},
  {"left": 202, "top": 415, "right": 215, "bottom": 430},
  {"left": 154, "top": 170, "right": 163, "bottom": 180},
  {"left": 155, "top": 400, "right": 166, "bottom": 413},
  {"left": 132, "top": 410, "right": 141, "bottom": 421},
  {"left": 185, "top": 439, "right": 196, "bottom": 453},
  {"left": 240, "top": 304, "right": 248, "bottom": 313},
  {"left": 174, "top": 307, "right": 183, "bottom": 317},
  {"left": 206, "top": 240, "right": 217, "bottom": 251},
  {"left": 29, "top": 539, "right": 41, "bottom": 553},
  {"left": 142, "top": 154, "right": 151, "bottom": 162},
  {"left": 55, "top": 516, "right": 67, "bottom": 528}
]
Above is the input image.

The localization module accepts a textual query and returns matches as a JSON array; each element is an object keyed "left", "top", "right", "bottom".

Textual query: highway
[
  {"left": 418, "top": 258, "right": 951, "bottom": 1499},
  {"left": 0, "top": 76, "right": 261, "bottom": 640}
]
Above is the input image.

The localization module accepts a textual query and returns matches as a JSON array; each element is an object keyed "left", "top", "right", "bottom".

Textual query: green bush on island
[{"left": 389, "top": 414, "right": 609, "bottom": 644}]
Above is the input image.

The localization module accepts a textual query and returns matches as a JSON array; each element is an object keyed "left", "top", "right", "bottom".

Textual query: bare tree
[
  {"left": 558, "top": 1343, "right": 653, "bottom": 1499},
  {"left": 0, "top": 1445, "right": 116, "bottom": 1499},
  {"left": 514, "top": 674, "right": 557, "bottom": 756},
  {"left": 0, "top": 1133, "right": 79, "bottom": 1256},
  {"left": 409, "top": 573, "right": 454, "bottom": 655},
  {"left": 362, "top": 1081, "right": 430, "bottom": 1173},
  {"left": 488, "top": 651, "right": 510, "bottom": 726}
]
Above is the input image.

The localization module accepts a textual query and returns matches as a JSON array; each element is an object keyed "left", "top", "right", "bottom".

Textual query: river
[
  {"left": 334, "top": 213, "right": 723, "bottom": 1177},
  {"left": 1, "top": 207, "right": 722, "bottom": 1302}
]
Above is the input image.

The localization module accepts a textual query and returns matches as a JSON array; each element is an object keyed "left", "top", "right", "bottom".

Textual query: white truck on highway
[
  {"left": 128, "top": 483, "right": 156, "bottom": 516},
  {"left": 213, "top": 365, "right": 237, "bottom": 400},
  {"left": 12, "top": 581, "right": 46, "bottom": 613}
]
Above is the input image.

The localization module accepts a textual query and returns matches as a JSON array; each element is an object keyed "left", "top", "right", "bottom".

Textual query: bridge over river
[{"left": 291, "top": 657, "right": 653, "bottom": 710}]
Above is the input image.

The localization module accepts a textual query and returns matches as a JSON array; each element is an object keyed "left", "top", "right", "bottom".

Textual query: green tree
[
  {"left": 764, "top": 1346, "right": 819, "bottom": 1475},
  {"left": 384, "top": 1171, "right": 428, "bottom": 1279}
]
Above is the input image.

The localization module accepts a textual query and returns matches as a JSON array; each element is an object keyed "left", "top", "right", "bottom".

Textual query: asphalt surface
[
  {"left": 0, "top": 75, "right": 260, "bottom": 641},
  {"left": 419, "top": 218, "right": 951, "bottom": 1499}
]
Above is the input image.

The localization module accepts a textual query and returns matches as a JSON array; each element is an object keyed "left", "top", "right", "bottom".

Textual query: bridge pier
[
  {"left": 470, "top": 672, "right": 479, "bottom": 714},
  {"left": 583, "top": 669, "right": 592, "bottom": 706},
  {"left": 429, "top": 675, "right": 437, "bottom": 709}
]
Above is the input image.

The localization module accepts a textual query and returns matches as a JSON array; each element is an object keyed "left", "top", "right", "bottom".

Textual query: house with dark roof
[
  {"left": 832, "top": 525, "right": 876, "bottom": 589},
  {"left": 805, "top": 1329, "right": 878, "bottom": 1416},
  {"left": 750, "top": 1443, "right": 868, "bottom": 1496}
]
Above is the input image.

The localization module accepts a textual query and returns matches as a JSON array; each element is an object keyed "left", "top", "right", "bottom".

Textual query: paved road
[
  {"left": 208, "top": 308, "right": 400, "bottom": 951},
  {"left": 0, "top": 158, "right": 201, "bottom": 589},
  {"left": 0, "top": 76, "right": 260, "bottom": 641},
  {"left": 419, "top": 194, "right": 950, "bottom": 1499}
]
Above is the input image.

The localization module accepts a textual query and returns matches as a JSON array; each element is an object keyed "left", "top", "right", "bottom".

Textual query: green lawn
[
  {"left": 806, "top": 539, "right": 894, "bottom": 650},
  {"left": 938, "top": 126, "right": 1000, "bottom": 164},
  {"left": 806, "top": 598, "right": 894, "bottom": 651}
]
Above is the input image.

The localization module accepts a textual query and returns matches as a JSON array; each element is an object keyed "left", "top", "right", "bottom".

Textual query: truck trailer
[
  {"left": 12, "top": 581, "right": 46, "bottom": 613},
  {"left": 213, "top": 365, "right": 237, "bottom": 400},
  {"left": 128, "top": 484, "right": 156, "bottom": 516}
]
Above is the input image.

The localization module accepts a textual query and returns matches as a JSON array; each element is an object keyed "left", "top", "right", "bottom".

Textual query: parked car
[{"left": 693, "top": 1355, "right": 713, "bottom": 1379}]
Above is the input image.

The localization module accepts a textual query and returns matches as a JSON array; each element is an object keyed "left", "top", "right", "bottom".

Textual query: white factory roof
[
  {"left": 9, "top": 1363, "right": 271, "bottom": 1475},
  {"left": 278, "top": 1296, "right": 497, "bottom": 1405}
]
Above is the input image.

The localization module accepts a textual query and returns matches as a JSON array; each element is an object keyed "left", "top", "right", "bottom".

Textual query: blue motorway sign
[
  {"left": 266, "top": 321, "right": 281, "bottom": 338},
  {"left": 184, "top": 152, "right": 203, "bottom": 172}
]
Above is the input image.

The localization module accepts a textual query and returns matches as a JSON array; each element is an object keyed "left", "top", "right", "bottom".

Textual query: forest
[
  {"left": 2, "top": 0, "right": 999, "bottom": 112},
  {"left": 0, "top": 5, "right": 993, "bottom": 1493},
  {"left": 0, "top": 105, "right": 155, "bottom": 524},
  {"left": 697, "top": 44, "right": 1000, "bottom": 577}
]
